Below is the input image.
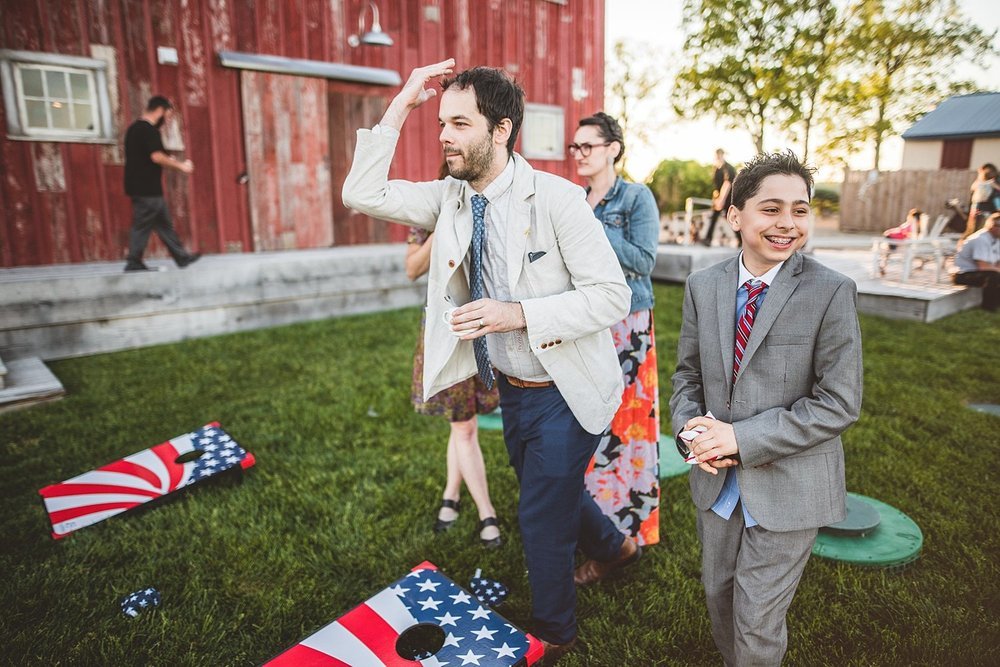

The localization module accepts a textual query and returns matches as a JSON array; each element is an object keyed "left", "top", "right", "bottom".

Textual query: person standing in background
[
  {"left": 965, "top": 163, "right": 999, "bottom": 240},
  {"left": 405, "top": 225, "right": 502, "bottom": 547},
  {"left": 701, "top": 148, "right": 736, "bottom": 247},
  {"left": 123, "top": 95, "right": 201, "bottom": 272},
  {"left": 570, "top": 111, "right": 661, "bottom": 553}
]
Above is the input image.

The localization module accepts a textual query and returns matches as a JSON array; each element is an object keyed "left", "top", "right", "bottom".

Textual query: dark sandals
[
  {"left": 478, "top": 517, "right": 502, "bottom": 549},
  {"left": 433, "top": 499, "right": 460, "bottom": 533}
]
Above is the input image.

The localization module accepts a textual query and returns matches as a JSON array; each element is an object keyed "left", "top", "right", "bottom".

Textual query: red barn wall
[{"left": 0, "top": 0, "right": 605, "bottom": 267}]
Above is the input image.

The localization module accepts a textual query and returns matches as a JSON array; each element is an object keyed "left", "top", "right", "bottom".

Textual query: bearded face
[{"left": 444, "top": 130, "right": 495, "bottom": 183}]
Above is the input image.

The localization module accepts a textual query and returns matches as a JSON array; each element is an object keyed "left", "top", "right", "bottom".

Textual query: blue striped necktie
[{"left": 470, "top": 194, "right": 495, "bottom": 389}]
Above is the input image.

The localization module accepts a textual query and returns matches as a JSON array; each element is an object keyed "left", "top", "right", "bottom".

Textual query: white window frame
[
  {"left": 0, "top": 49, "right": 115, "bottom": 143},
  {"left": 520, "top": 103, "right": 566, "bottom": 160}
]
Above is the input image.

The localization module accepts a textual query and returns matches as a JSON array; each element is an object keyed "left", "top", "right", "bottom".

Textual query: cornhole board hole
[
  {"left": 264, "top": 561, "right": 544, "bottom": 666},
  {"left": 39, "top": 422, "right": 254, "bottom": 539}
]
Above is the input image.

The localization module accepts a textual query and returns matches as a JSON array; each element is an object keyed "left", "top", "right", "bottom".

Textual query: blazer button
[
  {"left": 541, "top": 343, "right": 548, "bottom": 349},
  {"left": 448, "top": 259, "right": 455, "bottom": 268},
  {"left": 554, "top": 339, "right": 562, "bottom": 345}
]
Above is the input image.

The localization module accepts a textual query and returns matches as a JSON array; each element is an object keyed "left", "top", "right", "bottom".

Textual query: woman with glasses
[{"left": 569, "top": 112, "right": 661, "bottom": 548}]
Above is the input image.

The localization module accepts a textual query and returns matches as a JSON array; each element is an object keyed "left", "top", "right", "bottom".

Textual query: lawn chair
[{"left": 871, "top": 214, "right": 956, "bottom": 283}]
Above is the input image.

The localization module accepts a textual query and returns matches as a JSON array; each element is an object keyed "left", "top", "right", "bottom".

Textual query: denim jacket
[{"left": 590, "top": 176, "right": 660, "bottom": 313}]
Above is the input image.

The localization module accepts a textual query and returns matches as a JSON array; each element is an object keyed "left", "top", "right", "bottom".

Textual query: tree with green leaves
[
  {"left": 605, "top": 39, "right": 666, "bottom": 176},
  {"left": 674, "top": 0, "right": 836, "bottom": 155},
  {"left": 822, "top": 0, "right": 996, "bottom": 170}
]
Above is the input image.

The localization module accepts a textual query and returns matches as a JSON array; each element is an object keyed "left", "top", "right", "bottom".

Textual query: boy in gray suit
[{"left": 669, "top": 151, "right": 863, "bottom": 666}]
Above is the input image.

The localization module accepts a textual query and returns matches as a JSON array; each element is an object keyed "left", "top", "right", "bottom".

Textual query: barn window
[
  {"left": 520, "top": 103, "right": 565, "bottom": 160},
  {"left": 0, "top": 50, "right": 115, "bottom": 143}
]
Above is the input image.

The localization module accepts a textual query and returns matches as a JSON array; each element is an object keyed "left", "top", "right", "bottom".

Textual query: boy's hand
[{"left": 685, "top": 416, "right": 740, "bottom": 476}]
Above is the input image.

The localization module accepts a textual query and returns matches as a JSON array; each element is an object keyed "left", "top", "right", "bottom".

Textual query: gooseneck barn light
[{"left": 348, "top": 1, "right": 394, "bottom": 47}]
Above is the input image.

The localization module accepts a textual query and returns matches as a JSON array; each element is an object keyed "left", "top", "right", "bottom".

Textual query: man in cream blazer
[{"left": 343, "top": 60, "right": 638, "bottom": 657}]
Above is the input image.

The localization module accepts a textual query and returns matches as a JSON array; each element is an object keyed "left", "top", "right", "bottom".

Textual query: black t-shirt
[
  {"left": 124, "top": 120, "right": 165, "bottom": 197},
  {"left": 713, "top": 161, "right": 736, "bottom": 190}
]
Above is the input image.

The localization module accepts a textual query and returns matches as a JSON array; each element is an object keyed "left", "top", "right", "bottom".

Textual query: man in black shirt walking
[
  {"left": 123, "top": 95, "right": 200, "bottom": 271},
  {"left": 701, "top": 148, "right": 737, "bottom": 247}
]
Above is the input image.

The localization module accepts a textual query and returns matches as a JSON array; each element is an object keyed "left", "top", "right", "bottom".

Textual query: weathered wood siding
[{"left": 0, "top": 0, "right": 605, "bottom": 266}]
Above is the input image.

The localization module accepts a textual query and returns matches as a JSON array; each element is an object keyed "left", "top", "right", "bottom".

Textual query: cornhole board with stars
[
  {"left": 38, "top": 422, "right": 254, "bottom": 539},
  {"left": 263, "top": 561, "right": 544, "bottom": 666}
]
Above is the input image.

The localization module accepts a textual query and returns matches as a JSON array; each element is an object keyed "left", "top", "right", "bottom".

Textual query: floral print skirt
[
  {"left": 411, "top": 312, "right": 499, "bottom": 422},
  {"left": 584, "top": 308, "right": 660, "bottom": 546}
]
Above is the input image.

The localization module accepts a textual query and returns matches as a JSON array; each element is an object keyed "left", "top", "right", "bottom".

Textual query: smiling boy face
[{"left": 727, "top": 173, "right": 811, "bottom": 276}]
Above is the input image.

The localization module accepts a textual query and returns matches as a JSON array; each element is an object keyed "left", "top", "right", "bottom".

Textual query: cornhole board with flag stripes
[
  {"left": 38, "top": 422, "right": 254, "bottom": 539},
  {"left": 264, "top": 561, "right": 544, "bottom": 666}
]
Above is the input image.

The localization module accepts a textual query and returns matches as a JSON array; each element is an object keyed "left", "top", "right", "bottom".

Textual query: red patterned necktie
[{"left": 733, "top": 280, "right": 765, "bottom": 384}]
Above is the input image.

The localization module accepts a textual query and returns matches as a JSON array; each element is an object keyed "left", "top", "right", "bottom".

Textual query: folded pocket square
[{"left": 528, "top": 251, "right": 547, "bottom": 263}]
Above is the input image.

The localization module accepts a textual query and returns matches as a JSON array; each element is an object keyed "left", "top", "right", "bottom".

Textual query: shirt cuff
[{"left": 372, "top": 124, "right": 400, "bottom": 138}]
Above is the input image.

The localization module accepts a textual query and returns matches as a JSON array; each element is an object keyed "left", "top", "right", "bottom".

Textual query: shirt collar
[
  {"left": 474, "top": 157, "right": 515, "bottom": 203},
  {"left": 737, "top": 253, "right": 784, "bottom": 288},
  {"left": 585, "top": 175, "right": 624, "bottom": 204}
]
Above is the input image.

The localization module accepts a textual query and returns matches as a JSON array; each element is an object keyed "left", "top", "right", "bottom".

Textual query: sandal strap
[
  {"left": 478, "top": 516, "right": 499, "bottom": 529},
  {"left": 440, "top": 499, "right": 460, "bottom": 511}
]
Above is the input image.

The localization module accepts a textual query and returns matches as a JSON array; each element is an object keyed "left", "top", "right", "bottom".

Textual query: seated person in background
[
  {"left": 878, "top": 208, "right": 921, "bottom": 275},
  {"left": 952, "top": 212, "right": 1000, "bottom": 312},
  {"left": 883, "top": 208, "right": 920, "bottom": 244}
]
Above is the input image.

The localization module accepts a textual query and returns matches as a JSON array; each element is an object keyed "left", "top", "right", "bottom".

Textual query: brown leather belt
[{"left": 498, "top": 372, "right": 554, "bottom": 389}]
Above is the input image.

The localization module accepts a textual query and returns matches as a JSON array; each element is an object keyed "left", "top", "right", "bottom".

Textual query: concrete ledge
[
  {"left": 0, "top": 245, "right": 426, "bottom": 361},
  {"left": 651, "top": 245, "right": 738, "bottom": 282},
  {"left": 0, "top": 357, "right": 65, "bottom": 413},
  {"left": 652, "top": 245, "right": 980, "bottom": 323}
]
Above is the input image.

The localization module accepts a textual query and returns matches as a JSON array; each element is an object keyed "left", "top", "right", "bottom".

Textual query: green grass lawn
[{"left": 2, "top": 283, "right": 999, "bottom": 666}]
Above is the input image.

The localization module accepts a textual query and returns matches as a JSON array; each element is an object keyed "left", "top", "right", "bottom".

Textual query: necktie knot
[
  {"left": 472, "top": 194, "right": 488, "bottom": 222},
  {"left": 744, "top": 279, "right": 765, "bottom": 301}
]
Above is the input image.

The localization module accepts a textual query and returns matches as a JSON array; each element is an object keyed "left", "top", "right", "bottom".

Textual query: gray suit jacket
[
  {"left": 342, "top": 129, "right": 630, "bottom": 434},
  {"left": 669, "top": 253, "right": 863, "bottom": 531}
]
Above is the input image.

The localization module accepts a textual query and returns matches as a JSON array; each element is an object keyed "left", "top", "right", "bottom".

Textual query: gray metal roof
[{"left": 902, "top": 92, "right": 1000, "bottom": 140}]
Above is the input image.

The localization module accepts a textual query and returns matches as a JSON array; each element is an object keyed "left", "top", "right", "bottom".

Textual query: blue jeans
[{"left": 498, "top": 375, "right": 624, "bottom": 644}]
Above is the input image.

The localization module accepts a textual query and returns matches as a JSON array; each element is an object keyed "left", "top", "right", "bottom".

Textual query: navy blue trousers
[{"left": 498, "top": 375, "right": 624, "bottom": 644}]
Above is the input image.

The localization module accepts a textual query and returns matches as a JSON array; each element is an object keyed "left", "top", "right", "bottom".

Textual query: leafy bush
[
  {"left": 813, "top": 184, "right": 841, "bottom": 214},
  {"left": 646, "top": 158, "right": 714, "bottom": 215}
]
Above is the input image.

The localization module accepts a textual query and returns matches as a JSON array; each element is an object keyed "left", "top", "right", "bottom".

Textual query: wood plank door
[
  {"left": 241, "top": 71, "right": 332, "bottom": 250},
  {"left": 328, "top": 84, "right": 393, "bottom": 245}
]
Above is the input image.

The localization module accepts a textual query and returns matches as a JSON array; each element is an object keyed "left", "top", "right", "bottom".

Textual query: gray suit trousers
[{"left": 697, "top": 506, "right": 818, "bottom": 667}]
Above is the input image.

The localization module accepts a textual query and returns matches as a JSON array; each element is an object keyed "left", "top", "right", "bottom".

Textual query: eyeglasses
[{"left": 567, "top": 142, "right": 611, "bottom": 157}]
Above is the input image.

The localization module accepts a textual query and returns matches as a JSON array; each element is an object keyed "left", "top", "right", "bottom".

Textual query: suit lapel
[
  {"left": 716, "top": 258, "right": 740, "bottom": 395},
  {"left": 446, "top": 183, "right": 472, "bottom": 271},
  {"left": 506, "top": 154, "right": 536, "bottom": 290},
  {"left": 736, "top": 253, "right": 804, "bottom": 381}
]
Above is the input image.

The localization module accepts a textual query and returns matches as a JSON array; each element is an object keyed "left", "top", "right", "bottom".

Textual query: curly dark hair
[
  {"left": 730, "top": 150, "right": 815, "bottom": 210},
  {"left": 577, "top": 111, "right": 625, "bottom": 163}
]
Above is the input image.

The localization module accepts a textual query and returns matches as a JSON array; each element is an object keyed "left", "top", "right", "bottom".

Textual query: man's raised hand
[{"left": 381, "top": 59, "right": 455, "bottom": 130}]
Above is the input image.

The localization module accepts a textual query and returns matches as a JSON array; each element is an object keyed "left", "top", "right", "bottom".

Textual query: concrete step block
[{"left": 0, "top": 356, "right": 65, "bottom": 413}]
